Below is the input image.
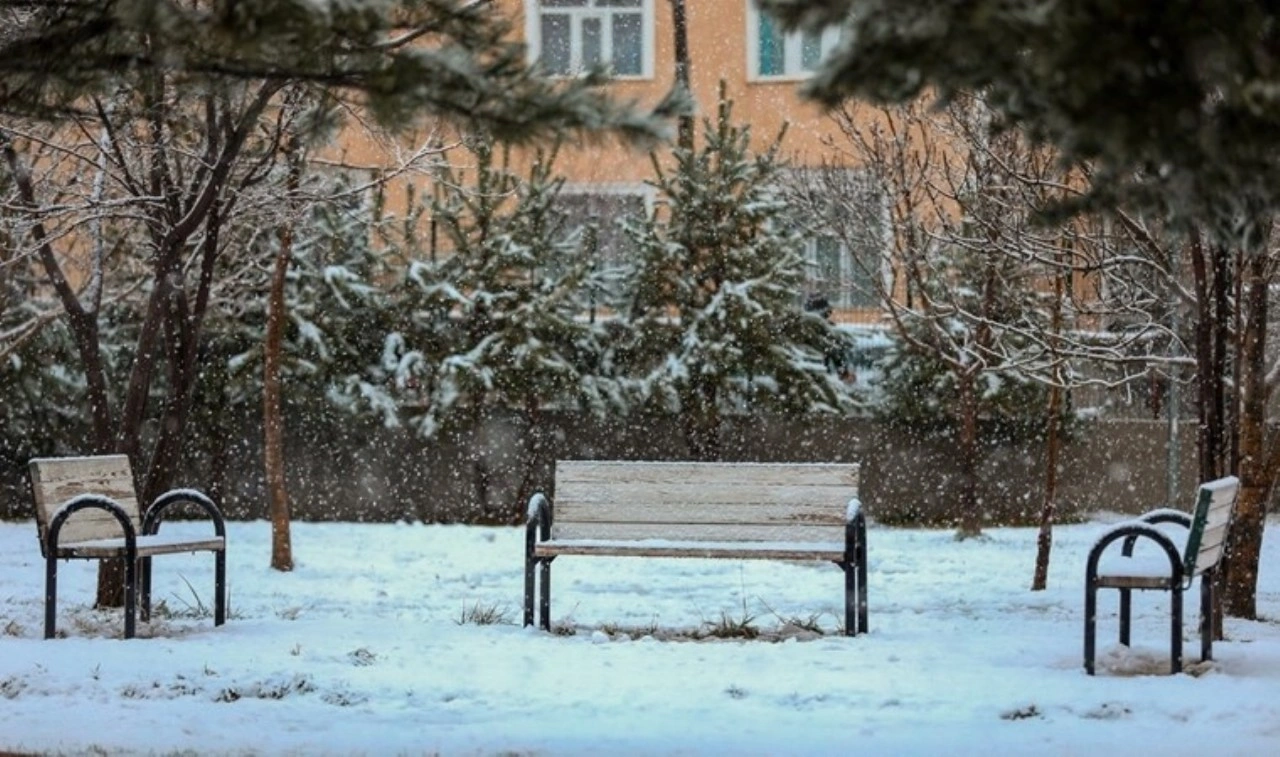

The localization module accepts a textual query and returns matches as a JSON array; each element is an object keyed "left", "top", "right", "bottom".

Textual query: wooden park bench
[
  {"left": 524, "top": 460, "right": 868, "bottom": 636},
  {"left": 1084, "top": 476, "right": 1240, "bottom": 674},
  {"left": 30, "top": 454, "right": 228, "bottom": 640}
]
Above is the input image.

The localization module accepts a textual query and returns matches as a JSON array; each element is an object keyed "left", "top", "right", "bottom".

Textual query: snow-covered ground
[{"left": 2, "top": 515, "right": 1279, "bottom": 756}]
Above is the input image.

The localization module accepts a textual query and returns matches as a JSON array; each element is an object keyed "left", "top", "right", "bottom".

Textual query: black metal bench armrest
[
  {"left": 1140, "top": 508, "right": 1192, "bottom": 528},
  {"left": 1121, "top": 509, "right": 1191, "bottom": 556},
  {"left": 844, "top": 497, "right": 866, "bottom": 557},
  {"left": 143, "top": 488, "right": 226, "bottom": 538},
  {"left": 526, "top": 492, "right": 552, "bottom": 543},
  {"left": 47, "top": 495, "right": 137, "bottom": 552},
  {"left": 1087, "top": 521, "right": 1185, "bottom": 585}
]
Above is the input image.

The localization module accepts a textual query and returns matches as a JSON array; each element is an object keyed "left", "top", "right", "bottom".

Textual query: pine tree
[
  {"left": 620, "top": 82, "right": 851, "bottom": 461},
  {"left": 391, "top": 136, "right": 608, "bottom": 441}
]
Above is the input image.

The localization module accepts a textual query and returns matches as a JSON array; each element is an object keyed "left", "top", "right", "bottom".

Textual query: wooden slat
[
  {"left": 29, "top": 455, "right": 141, "bottom": 545},
  {"left": 535, "top": 542, "right": 844, "bottom": 561},
  {"left": 555, "top": 482, "right": 850, "bottom": 509},
  {"left": 548, "top": 461, "right": 858, "bottom": 544},
  {"left": 1187, "top": 477, "right": 1239, "bottom": 576},
  {"left": 1193, "top": 521, "right": 1231, "bottom": 573},
  {"left": 556, "top": 460, "right": 859, "bottom": 489},
  {"left": 57, "top": 536, "right": 225, "bottom": 559},
  {"left": 550, "top": 521, "right": 844, "bottom": 543},
  {"left": 554, "top": 500, "right": 846, "bottom": 526}
]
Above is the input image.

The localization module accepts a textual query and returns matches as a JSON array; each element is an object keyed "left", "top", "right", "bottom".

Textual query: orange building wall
[{"left": 494, "top": 0, "right": 849, "bottom": 184}]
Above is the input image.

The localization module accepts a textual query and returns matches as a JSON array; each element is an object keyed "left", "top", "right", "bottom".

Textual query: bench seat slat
[
  {"left": 553, "top": 500, "right": 847, "bottom": 526},
  {"left": 55, "top": 535, "right": 226, "bottom": 559},
  {"left": 535, "top": 539, "right": 845, "bottom": 561},
  {"left": 551, "top": 521, "right": 845, "bottom": 543},
  {"left": 557, "top": 461, "right": 858, "bottom": 488},
  {"left": 555, "top": 483, "right": 852, "bottom": 508}
]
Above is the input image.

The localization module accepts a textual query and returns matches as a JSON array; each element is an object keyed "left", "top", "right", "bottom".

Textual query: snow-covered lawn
[{"left": 2, "top": 516, "right": 1279, "bottom": 755}]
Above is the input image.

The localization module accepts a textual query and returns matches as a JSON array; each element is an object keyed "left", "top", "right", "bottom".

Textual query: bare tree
[{"left": 786, "top": 94, "right": 1172, "bottom": 544}]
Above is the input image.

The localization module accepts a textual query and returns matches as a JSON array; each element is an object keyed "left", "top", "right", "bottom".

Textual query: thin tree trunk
[
  {"left": 955, "top": 369, "right": 983, "bottom": 539},
  {"left": 1032, "top": 264, "right": 1066, "bottom": 591},
  {"left": 263, "top": 145, "right": 302, "bottom": 572},
  {"left": 669, "top": 0, "right": 694, "bottom": 151}
]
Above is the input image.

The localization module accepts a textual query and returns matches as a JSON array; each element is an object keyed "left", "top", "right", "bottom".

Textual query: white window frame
[
  {"left": 525, "top": 0, "right": 655, "bottom": 80},
  {"left": 746, "top": 3, "right": 842, "bottom": 81}
]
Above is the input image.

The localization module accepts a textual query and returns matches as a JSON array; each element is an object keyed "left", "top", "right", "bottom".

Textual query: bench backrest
[
  {"left": 551, "top": 460, "right": 859, "bottom": 543},
  {"left": 1183, "top": 475, "right": 1239, "bottom": 578},
  {"left": 29, "top": 455, "right": 141, "bottom": 551}
]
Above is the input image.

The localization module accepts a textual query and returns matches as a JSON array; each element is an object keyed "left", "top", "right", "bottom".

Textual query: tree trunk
[
  {"left": 1223, "top": 253, "right": 1270, "bottom": 618},
  {"left": 954, "top": 369, "right": 983, "bottom": 539},
  {"left": 514, "top": 402, "right": 546, "bottom": 525},
  {"left": 1032, "top": 265, "right": 1065, "bottom": 591},
  {"left": 669, "top": 0, "right": 694, "bottom": 151},
  {"left": 682, "top": 374, "right": 721, "bottom": 462},
  {"left": 263, "top": 148, "right": 301, "bottom": 572}
]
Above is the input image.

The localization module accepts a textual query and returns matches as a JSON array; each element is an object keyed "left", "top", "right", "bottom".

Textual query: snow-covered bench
[
  {"left": 29, "top": 454, "right": 227, "bottom": 639},
  {"left": 1083, "top": 475, "right": 1240, "bottom": 674},
  {"left": 523, "top": 460, "right": 868, "bottom": 636}
]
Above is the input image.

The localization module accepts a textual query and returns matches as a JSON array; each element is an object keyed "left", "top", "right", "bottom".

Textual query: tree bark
[
  {"left": 263, "top": 145, "right": 301, "bottom": 572},
  {"left": 1032, "top": 263, "right": 1066, "bottom": 591},
  {"left": 669, "top": 0, "right": 694, "bottom": 151},
  {"left": 1223, "top": 252, "right": 1269, "bottom": 618},
  {"left": 954, "top": 369, "right": 983, "bottom": 539}
]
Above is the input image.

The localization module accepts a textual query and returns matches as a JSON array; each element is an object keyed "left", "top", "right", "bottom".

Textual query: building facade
[{"left": 503, "top": 0, "right": 885, "bottom": 322}]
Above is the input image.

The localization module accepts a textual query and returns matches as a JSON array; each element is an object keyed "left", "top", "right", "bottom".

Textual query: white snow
[{"left": 3, "top": 516, "right": 1280, "bottom": 755}]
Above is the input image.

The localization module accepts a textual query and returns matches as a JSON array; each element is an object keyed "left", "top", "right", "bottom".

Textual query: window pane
[
  {"left": 540, "top": 15, "right": 572, "bottom": 74},
  {"left": 612, "top": 13, "right": 643, "bottom": 75},
  {"left": 597, "top": 0, "right": 642, "bottom": 6},
  {"left": 816, "top": 236, "right": 841, "bottom": 287},
  {"left": 801, "top": 29, "right": 824, "bottom": 71},
  {"left": 543, "top": 0, "right": 586, "bottom": 6},
  {"left": 757, "top": 14, "right": 785, "bottom": 76},
  {"left": 582, "top": 17, "right": 603, "bottom": 68},
  {"left": 559, "top": 193, "right": 646, "bottom": 266}
]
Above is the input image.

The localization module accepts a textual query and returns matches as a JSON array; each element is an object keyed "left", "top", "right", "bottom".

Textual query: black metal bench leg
[
  {"left": 857, "top": 544, "right": 869, "bottom": 635},
  {"left": 1200, "top": 574, "right": 1213, "bottom": 663},
  {"left": 524, "top": 555, "right": 537, "bottom": 628},
  {"left": 1084, "top": 579, "right": 1097, "bottom": 675},
  {"left": 539, "top": 559, "right": 552, "bottom": 632},
  {"left": 44, "top": 553, "right": 58, "bottom": 640},
  {"left": 1170, "top": 586, "right": 1183, "bottom": 674},
  {"left": 123, "top": 556, "right": 137, "bottom": 640},
  {"left": 1119, "top": 588, "right": 1131, "bottom": 646},
  {"left": 140, "top": 556, "right": 153, "bottom": 622},
  {"left": 214, "top": 550, "right": 227, "bottom": 626},
  {"left": 842, "top": 561, "right": 855, "bottom": 636}
]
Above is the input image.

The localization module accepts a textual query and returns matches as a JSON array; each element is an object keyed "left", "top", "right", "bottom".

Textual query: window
[
  {"left": 747, "top": 5, "right": 841, "bottom": 79},
  {"left": 556, "top": 188, "right": 650, "bottom": 267},
  {"left": 528, "top": 0, "right": 652, "bottom": 78},
  {"left": 803, "top": 234, "right": 881, "bottom": 310}
]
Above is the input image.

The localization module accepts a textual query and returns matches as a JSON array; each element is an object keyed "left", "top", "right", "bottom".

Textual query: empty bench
[
  {"left": 30, "top": 454, "right": 228, "bottom": 639},
  {"left": 523, "top": 460, "right": 868, "bottom": 636},
  {"left": 1084, "top": 476, "right": 1240, "bottom": 674}
]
